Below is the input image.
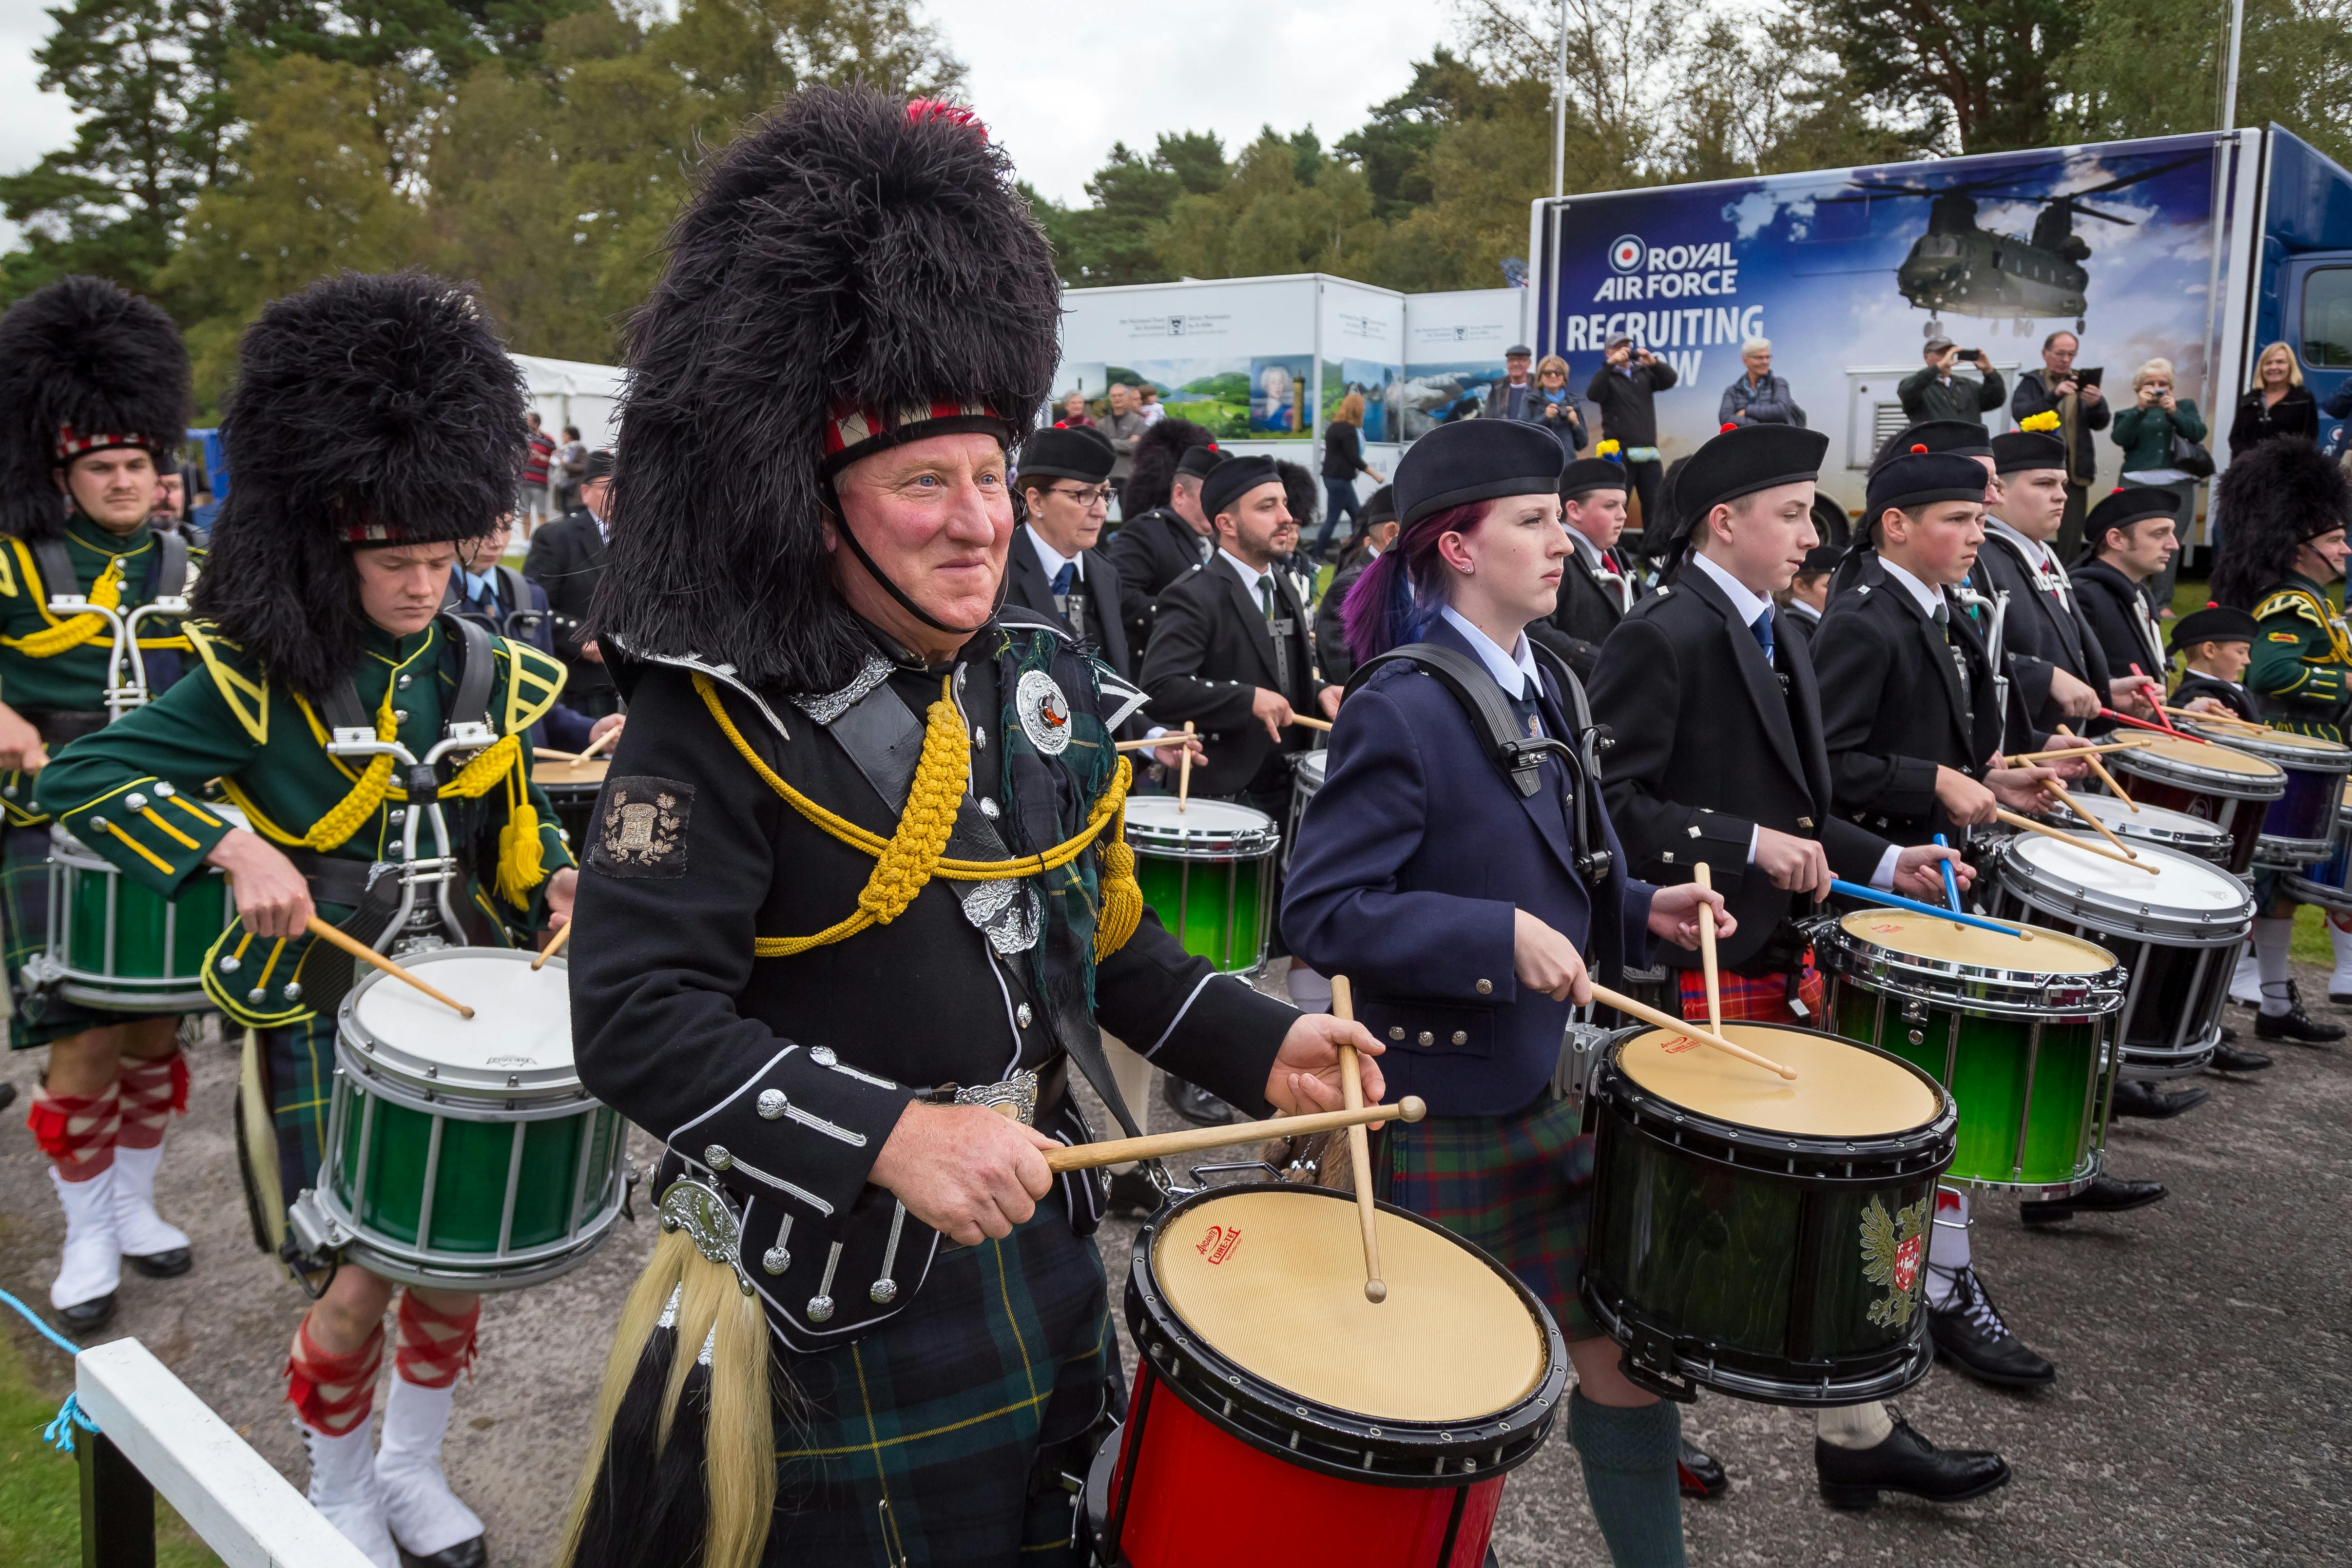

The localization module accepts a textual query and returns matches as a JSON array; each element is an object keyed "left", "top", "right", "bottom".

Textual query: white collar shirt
[
  {"left": 1438, "top": 605, "right": 1541, "bottom": 699},
  {"left": 1686, "top": 550, "right": 1775, "bottom": 635},
  {"left": 1025, "top": 524, "right": 1082, "bottom": 585},
  {"left": 1875, "top": 554, "right": 1951, "bottom": 621}
]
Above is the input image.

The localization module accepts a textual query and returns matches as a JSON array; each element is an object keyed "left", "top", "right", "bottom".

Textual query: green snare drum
[
  {"left": 292, "top": 948, "right": 627, "bottom": 1291},
  {"left": 1123, "top": 796, "right": 1279, "bottom": 974},
  {"left": 40, "top": 798, "right": 247, "bottom": 1011},
  {"left": 1814, "top": 909, "right": 2125, "bottom": 1198}
]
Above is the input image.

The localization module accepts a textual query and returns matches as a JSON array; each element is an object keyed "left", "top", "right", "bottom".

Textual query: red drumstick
[
  {"left": 2101, "top": 707, "right": 2210, "bottom": 743},
  {"left": 2128, "top": 665, "right": 2181, "bottom": 735}
]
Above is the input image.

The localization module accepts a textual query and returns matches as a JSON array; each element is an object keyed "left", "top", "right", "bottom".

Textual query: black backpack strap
[
  {"left": 29, "top": 537, "right": 77, "bottom": 607},
  {"left": 319, "top": 679, "right": 370, "bottom": 734},
  {"left": 439, "top": 612, "right": 497, "bottom": 731},
  {"left": 151, "top": 530, "right": 190, "bottom": 599}
]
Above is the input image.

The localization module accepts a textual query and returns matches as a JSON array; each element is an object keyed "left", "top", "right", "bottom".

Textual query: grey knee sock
[{"left": 1567, "top": 1390, "right": 1688, "bottom": 1568}]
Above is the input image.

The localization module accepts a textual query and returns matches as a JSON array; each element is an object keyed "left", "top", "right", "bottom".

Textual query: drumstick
[
  {"left": 533, "top": 746, "right": 581, "bottom": 761},
  {"left": 1291, "top": 715, "right": 1333, "bottom": 732},
  {"left": 2053, "top": 723, "right": 2135, "bottom": 811},
  {"left": 1588, "top": 984, "right": 1797, "bottom": 1081},
  {"left": 2101, "top": 707, "right": 2211, "bottom": 743},
  {"left": 1327, "top": 976, "right": 1385, "bottom": 1304},
  {"left": 2159, "top": 702, "right": 2265, "bottom": 732},
  {"left": 1176, "top": 720, "right": 1195, "bottom": 813},
  {"left": 2129, "top": 666, "right": 2181, "bottom": 735},
  {"left": 1932, "top": 831, "right": 1964, "bottom": 914},
  {"left": 1826, "top": 879, "right": 2037, "bottom": 939},
  {"left": 1042, "top": 1097, "right": 1426, "bottom": 1174},
  {"left": 1692, "top": 862, "right": 1724, "bottom": 1042},
  {"left": 2002, "top": 739, "right": 2154, "bottom": 763},
  {"left": 2038, "top": 779, "right": 2141, "bottom": 861},
  {"left": 532, "top": 917, "right": 574, "bottom": 971},
  {"left": 1995, "top": 808, "right": 2159, "bottom": 873},
  {"left": 568, "top": 724, "right": 621, "bottom": 767},
  {"left": 303, "top": 917, "right": 475, "bottom": 1019}
]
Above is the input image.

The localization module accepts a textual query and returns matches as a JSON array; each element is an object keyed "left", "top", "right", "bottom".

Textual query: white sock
[
  {"left": 376, "top": 1374, "right": 483, "bottom": 1558},
  {"left": 2253, "top": 917, "right": 2296, "bottom": 1015},
  {"left": 2230, "top": 945, "right": 2260, "bottom": 1004},
  {"left": 1925, "top": 1186, "right": 1968, "bottom": 1309},
  {"left": 1815, "top": 1400, "right": 1894, "bottom": 1450}
]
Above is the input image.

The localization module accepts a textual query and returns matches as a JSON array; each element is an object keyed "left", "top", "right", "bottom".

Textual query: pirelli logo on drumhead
[
  {"left": 1195, "top": 1223, "right": 1242, "bottom": 1265},
  {"left": 590, "top": 776, "right": 693, "bottom": 879}
]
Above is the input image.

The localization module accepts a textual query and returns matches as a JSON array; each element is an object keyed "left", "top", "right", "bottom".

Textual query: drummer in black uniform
[
  {"left": 2170, "top": 603, "right": 2262, "bottom": 720},
  {"left": 1104, "top": 428, "right": 1222, "bottom": 665},
  {"left": 559, "top": 90, "right": 1382, "bottom": 1568},
  {"left": 1529, "top": 455, "right": 1645, "bottom": 678},
  {"left": 1780, "top": 543, "right": 1837, "bottom": 651}
]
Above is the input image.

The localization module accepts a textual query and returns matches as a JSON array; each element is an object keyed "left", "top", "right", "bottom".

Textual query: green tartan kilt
[
  {"left": 759, "top": 1191, "right": 1119, "bottom": 1567},
  {"left": 4, "top": 823, "right": 177, "bottom": 1050},
  {"left": 252, "top": 1009, "right": 339, "bottom": 1216}
]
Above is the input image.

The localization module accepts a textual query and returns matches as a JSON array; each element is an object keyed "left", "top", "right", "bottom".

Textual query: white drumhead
[
  {"left": 2009, "top": 832, "right": 2248, "bottom": 913},
  {"left": 2063, "top": 792, "right": 2224, "bottom": 844},
  {"left": 349, "top": 949, "right": 576, "bottom": 1090},
  {"left": 1295, "top": 752, "right": 1328, "bottom": 791},
  {"left": 1124, "top": 796, "right": 1275, "bottom": 836}
]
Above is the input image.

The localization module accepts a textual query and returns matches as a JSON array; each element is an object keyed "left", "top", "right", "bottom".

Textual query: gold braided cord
[
  {"left": 692, "top": 673, "right": 1139, "bottom": 959},
  {"left": 0, "top": 555, "right": 123, "bottom": 658}
]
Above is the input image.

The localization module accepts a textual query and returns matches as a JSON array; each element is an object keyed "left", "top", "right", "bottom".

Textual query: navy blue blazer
[
  {"left": 443, "top": 568, "right": 597, "bottom": 753},
  {"left": 1281, "top": 617, "right": 1656, "bottom": 1115}
]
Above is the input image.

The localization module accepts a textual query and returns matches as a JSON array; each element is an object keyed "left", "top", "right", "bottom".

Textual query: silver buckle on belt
[{"left": 954, "top": 1068, "right": 1040, "bottom": 1126}]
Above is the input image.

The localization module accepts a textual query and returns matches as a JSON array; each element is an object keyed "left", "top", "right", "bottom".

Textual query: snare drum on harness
[
  {"left": 1123, "top": 795, "right": 1279, "bottom": 975},
  {"left": 2106, "top": 735, "right": 2285, "bottom": 878},
  {"left": 1285, "top": 749, "right": 1327, "bottom": 872},
  {"left": 2285, "top": 781, "right": 2352, "bottom": 913},
  {"left": 2046, "top": 790, "right": 2231, "bottom": 864},
  {"left": 39, "top": 800, "right": 249, "bottom": 1012},
  {"left": 2174, "top": 719, "right": 2352, "bottom": 870}
]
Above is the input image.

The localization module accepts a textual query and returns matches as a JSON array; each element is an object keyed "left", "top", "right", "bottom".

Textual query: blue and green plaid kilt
[
  {"left": 762, "top": 1191, "right": 1119, "bottom": 1566},
  {"left": 4, "top": 823, "right": 176, "bottom": 1050},
  {"left": 254, "top": 1010, "right": 338, "bottom": 1209},
  {"left": 1371, "top": 1090, "right": 1596, "bottom": 1339}
]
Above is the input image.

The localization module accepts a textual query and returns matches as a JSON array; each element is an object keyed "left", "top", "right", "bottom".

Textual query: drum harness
[{"left": 11, "top": 529, "right": 193, "bottom": 739}]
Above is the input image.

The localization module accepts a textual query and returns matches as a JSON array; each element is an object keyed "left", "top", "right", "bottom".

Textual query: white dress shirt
[
  {"left": 1874, "top": 553, "right": 1950, "bottom": 620},
  {"left": 1025, "top": 524, "right": 1082, "bottom": 586},
  {"left": 1218, "top": 546, "right": 1276, "bottom": 604},
  {"left": 1439, "top": 605, "right": 1542, "bottom": 699}
]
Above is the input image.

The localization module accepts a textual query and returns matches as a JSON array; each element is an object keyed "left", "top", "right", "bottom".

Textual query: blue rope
[{"left": 1, "top": 1287, "right": 100, "bottom": 1453}]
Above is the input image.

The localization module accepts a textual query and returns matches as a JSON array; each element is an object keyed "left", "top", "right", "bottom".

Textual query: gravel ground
[{"left": 3, "top": 971, "right": 2344, "bottom": 1566}]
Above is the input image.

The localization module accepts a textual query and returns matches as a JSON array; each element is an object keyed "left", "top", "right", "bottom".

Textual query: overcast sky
[{"left": 0, "top": 1, "right": 1463, "bottom": 245}]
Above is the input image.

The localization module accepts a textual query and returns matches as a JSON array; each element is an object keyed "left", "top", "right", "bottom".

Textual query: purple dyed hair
[{"left": 1339, "top": 498, "right": 1494, "bottom": 668}]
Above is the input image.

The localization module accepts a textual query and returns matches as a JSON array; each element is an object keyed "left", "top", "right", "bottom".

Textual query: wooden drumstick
[
  {"left": 2052, "top": 723, "right": 2135, "bottom": 811},
  {"left": 533, "top": 746, "right": 581, "bottom": 762},
  {"left": 1042, "top": 1097, "right": 1425, "bottom": 1174},
  {"left": 532, "top": 918, "right": 574, "bottom": 971},
  {"left": 1328, "top": 976, "right": 1385, "bottom": 1303},
  {"left": 2002, "top": 739, "right": 2154, "bottom": 764},
  {"left": 1291, "top": 715, "right": 1333, "bottom": 732},
  {"left": 1589, "top": 983, "right": 1797, "bottom": 1081},
  {"left": 303, "top": 917, "right": 475, "bottom": 1019},
  {"left": 1692, "top": 862, "right": 1724, "bottom": 1041},
  {"left": 2039, "top": 779, "right": 2141, "bottom": 861},
  {"left": 1994, "top": 809, "right": 2159, "bottom": 873},
  {"left": 1176, "top": 720, "right": 1195, "bottom": 813},
  {"left": 568, "top": 724, "right": 621, "bottom": 767},
  {"left": 2159, "top": 702, "right": 2266, "bottom": 734}
]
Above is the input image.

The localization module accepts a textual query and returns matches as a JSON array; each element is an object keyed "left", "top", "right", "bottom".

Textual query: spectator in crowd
[
  {"left": 1057, "top": 389, "right": 1095, "bottom": 427},
  {"left": 1137, "top": 385, "right": 1165, "bottom": 425},
  {"left": 1314, "top": 389, "right": 1384, "bottom": 559},
  {"left": 1313, "top": 484, "right": 1396, "bottom": 686},
  {"left": 524, "top": 448, "right": 617, "bottom": 717},
  {"left": 2111, "top": 356, "right": 2206, "bottom": 612},
  {"left": 1099, "top": 381, "right": 1148, "bottom": 510},
  {"left": 147, "top": 468, "right": 185, "bottom": 532},
  {"left": 551, "top": 424, "right": 587, "bottom": 513},
  {"left": 520, "top": 410, "right": 555, "bottom": 539},
  {"left": 2230, "top": 341, "right": 2318, "bottom": 456},
  {"left": 1900, "top": 338, "right": 2005, "bottom": 425},
  {"left": 1585, "top": 332, "right": 1678, "bottom": 555},
  {"left": 2011, "top": 330, "right": 2109, "bottom": 560},
  {"left": 1520, "top": 353, "right": 1588, "bottom": 449},
  {"left": 1482, "top": 344, "right": 1536, "bottom": 420},
  {"left": 1717, "top": 337, "right": 1805, "bottom": 428}
]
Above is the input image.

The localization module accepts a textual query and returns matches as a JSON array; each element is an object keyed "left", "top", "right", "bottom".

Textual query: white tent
[{"left": 512, "top": 352, "right": 624, "bottom": 451}]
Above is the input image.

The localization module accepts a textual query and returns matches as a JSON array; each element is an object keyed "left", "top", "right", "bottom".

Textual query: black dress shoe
[
  {"left": 1103, "top": 1167, "right": 1164, "bottom": 1220},
  {"left": 2110, "top": 1079, "right": 2209, "bottom": 1119},
  {"left": 1163, "top": 1078, "right": 1236, "bottom": 1127},
  {"left": 0, "top": 1081, "right": 14, "bottom": 1112},
  {"left": 398, "top": 1539, "right": 487, "bottom": 1568},
  {"left": 2256, "top": 983, "right": 2345, "bottom": 1043},
  {"left": 1815, "top": 1411, "right": 2011, "bottom": 1510},
  {"left": 2207, "top": 1041, "right": 2272, "bottom": 1074},
  {"left": 1677, "top": 1437, "right": 1729, "bottom": 1499},
  {"left": 2219, "top": 1025, "right": 2238, "bottom": 1043},
  {"left": 126, "top": 1246, "right": 192, "bottom": 1278},
  {"left": 1928, "top": 1267, "right": 2055, "bottom": 1388},
  {"left": 57, "top": 1292, "right": 116, "bottom": 1333},
  {"left": 2020, "top": 1173, "right": 2166, "bottom": 1224}
]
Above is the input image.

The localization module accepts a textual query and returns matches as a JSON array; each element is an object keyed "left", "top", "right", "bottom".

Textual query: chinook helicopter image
[{"left": 1818, "top": 153, "right": 2207, "bottom": 337}]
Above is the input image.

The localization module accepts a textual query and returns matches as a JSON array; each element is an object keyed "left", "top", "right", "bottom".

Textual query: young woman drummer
[
  {"left": 1284, "top": 418, "right": 1728, "bottom": 1568},
  {"left": 34, "top": 272, "right": 577, "bottom": 1568}
]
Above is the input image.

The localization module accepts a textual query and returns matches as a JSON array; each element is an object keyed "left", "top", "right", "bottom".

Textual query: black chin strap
[{"left": 829, "top": 500, "right": 1009, "bottom": 639}]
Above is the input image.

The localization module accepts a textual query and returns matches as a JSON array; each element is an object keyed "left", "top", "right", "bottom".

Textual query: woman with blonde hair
[
  {"left": 1315, "top": 386, "right": 1385, "bottom": 558},
  {"left": 1521, "top": 352, "right": 1590, "bottom": 450},
  {"left": 2229, "top": 340, "right": 2318, "bottom": 456}
]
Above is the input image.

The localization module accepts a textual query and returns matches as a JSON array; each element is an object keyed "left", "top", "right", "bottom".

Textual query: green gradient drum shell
[
  {"left": 46, "top": 800, "right": 249, "bottom": 1011},
  {"left": 1581, "top": 1023, "right": 1957, "bottom": 1407},
  {"left": 1123, "top": 796, "right": 1279, "bottom": 975},
  {"left": 1814, "top": 910, "right": 2126, "bottom": 1199},
  {"left": 317, "top": 948, "right": 626, "bottom": 1291}
]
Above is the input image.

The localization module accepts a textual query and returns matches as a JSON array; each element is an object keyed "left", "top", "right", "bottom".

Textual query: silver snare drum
[
  {"left": 2047, "top": 791, "right": 2231, "bottom": 865},
  {"left": 1285, "top": 750, "right": 1328, "bottom": 871}
]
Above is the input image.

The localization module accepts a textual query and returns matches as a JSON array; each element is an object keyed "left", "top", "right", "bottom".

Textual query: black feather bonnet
[
  {"left": 597, "top": 87, "right": 1064, "bottom": 691},
  {"left": 2210, "top": 437, "right": 2352, "bottom": 609},
  {"left": 191, "top": 271, "right": 524, "bottom": 697},
  {"left": 0, "top": 276, "right": 192, "bottom": 541},
  {"left": 1123, "top": 417, "right": 1218, "bottom": 517}
]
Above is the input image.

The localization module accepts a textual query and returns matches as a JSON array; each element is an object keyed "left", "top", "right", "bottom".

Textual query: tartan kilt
[
  {"left": 1675, "top": 954, "right": 1823, "bottom": 1025},
  {"left": 253, "top": 1010, "right": 339, "bottom": 1216},
  {"left": 759, "top": 1190, "right": 1119, "bottom": 1567},
  {"left": 1371, "top": 1091, "right": 1596, "bottom": 1339},
  {"left": 4, "top": 823, "right": 176, "bottom": 1050}
]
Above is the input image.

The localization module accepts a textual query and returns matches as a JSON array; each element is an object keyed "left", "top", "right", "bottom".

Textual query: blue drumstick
[
  {"left": 1827, "top": 880, "right": 2034, "bottom": 940},
  {"left": 1932, "top": 831, "right": 1963, "bottom": 913}
]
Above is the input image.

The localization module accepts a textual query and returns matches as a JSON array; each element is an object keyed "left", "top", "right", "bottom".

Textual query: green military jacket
[
  {"left": 0, "top": 515, "right": 196, "bottom": 826},
  {"left": 33, "top": 617, "right": 576, "bottom": 1026},
  {"left": 2246, "top": 574, "right": 2350, "bottom": 741}
]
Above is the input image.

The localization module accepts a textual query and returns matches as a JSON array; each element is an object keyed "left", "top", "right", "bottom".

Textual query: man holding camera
[
  {"left": 2011, "top": 331, "right": 2109, "bottom": 561},
  {"left": 1585, "top": 332, "right": 1678, "bottom": 557},
  {"left": 1900, "top": 337, "right": 2005, "bottom": 427}
]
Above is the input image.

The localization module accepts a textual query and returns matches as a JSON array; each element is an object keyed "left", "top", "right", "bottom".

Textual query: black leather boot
[
  {"left": 1163, "top": 1077, "right": 1236, "bottom": 1126},
  {"left": 1928, "top": 1267, "right": 2055, "bottom": 1388},
  {"left": 1677, "top": 1436, "right": 1729, "bottom": 1499},
  {"left": 2256, "top": 983, "right": 2345, "bottom": 1044},
  {"left": 2020, "top": 1172, "right": 2166, "bottom": 1224},
  {"left": 2110, "top": 1079, "right": 2209, "bottom": 1119},
  {"left": 1815, "top": 1409, "right": 2011, "bottom": 1510},
  {"left": 2207, "top": 1041, "right": 2273, "bottom": 1074}
]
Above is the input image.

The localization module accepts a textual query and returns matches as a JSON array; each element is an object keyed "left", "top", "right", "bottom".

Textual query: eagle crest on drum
[{"left": 1861, "top": 1194, "right": 1931, "bottom": 1327}]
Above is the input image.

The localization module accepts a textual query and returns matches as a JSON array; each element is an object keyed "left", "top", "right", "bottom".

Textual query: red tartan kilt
[{"left": 1675, "top": 957, "right": 1823, "bottom": 1026}]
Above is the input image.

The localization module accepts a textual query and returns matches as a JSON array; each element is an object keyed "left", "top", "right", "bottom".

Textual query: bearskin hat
[
  {"left": 192, "top": 271, "right": 524, "bottom": 698},
  {"left": 1123, "top": 416, "right": 1217, "bottom": 516},
  {"left": 0, "top": 276, "right": 191, "bottom": 541},
  {"left": 1274, "top": 458, "right": 1318, "bottom": 533},
  {"left": 598, "top": 87, "right": 1063, "bottom": 691},
  {"left": 2211, "top": 438, "right": 2352, "bottom": 609}
]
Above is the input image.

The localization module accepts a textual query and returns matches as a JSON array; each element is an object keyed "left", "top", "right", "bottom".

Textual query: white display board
[
  {"left": 512, "top": 352, "right": 624, "bottom": 451},
  {"left": 1397, "top": 289, "right": 1530, "bottom": 440}
]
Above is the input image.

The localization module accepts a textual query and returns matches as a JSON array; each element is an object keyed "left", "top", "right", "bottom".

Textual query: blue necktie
[
  {"left": 1752, "top": 610, "right": 1775, "bottom": 663},
  {"left": 1050, "top": 563, "right": 1075, "bottom": 598}
]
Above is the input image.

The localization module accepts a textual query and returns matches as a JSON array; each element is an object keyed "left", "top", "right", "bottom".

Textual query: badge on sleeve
[
  {"left": 1015, "top": 669, "right": 1073, "bottom": 755},
  {"left": 590, "top": 777, "right": 693, "bottom": 878}
]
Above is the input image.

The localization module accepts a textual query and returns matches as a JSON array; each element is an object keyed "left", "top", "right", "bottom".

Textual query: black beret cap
[
  {"left": 583, "top": 449, "right": 616, "bottom": 483},
  {"left": 1991, "top": 429, "right": 2067, "bottom": 474},
  {"left": 1676, "top": 424, "right": 1829, "bottom": 521},
  {"left": 1175, "top": 442, "right": 1225, "bottom": 481},
  {"left": 2085, "top": 486, "right": 2181, "bottom": 540},
  {"left": 1867, "top": 450, "right": 1989, "bottom": 519},
  {"left": 1870, "top": 419, "right": 1992, "bottom": 473},
  {"left": 1393, "top": 419, "right": 1565, "bottom": 529},
  {"left": 2170, "top": 602, "right": 2259, "bottom": 653},
  {"left": 1799, "top": 542, "right": 1843, "bottom": 576},
  {"left": 1361, "top": 483, "right": 1396, "bottom": 526},
  {"left": 1021, "top": 424, "right": 1116, "bottom": 483},
  {"left": 1200, "top": 452, "right": 1284, "bottom": 520},
  {"left": 1560, "top": 457, "right": 1631, "bottom": 499}
]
